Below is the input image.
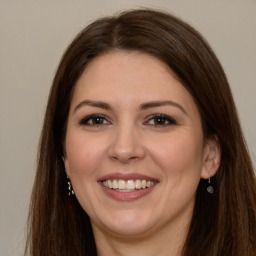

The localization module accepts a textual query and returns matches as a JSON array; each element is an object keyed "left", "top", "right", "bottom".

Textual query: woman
[{"left": 25, "top": 9, "right": 256, "bottom": 256}]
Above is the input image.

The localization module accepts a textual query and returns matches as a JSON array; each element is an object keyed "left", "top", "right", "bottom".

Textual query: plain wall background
[{"left": 0, "top": 0, "right": 255, "bottom": 255}]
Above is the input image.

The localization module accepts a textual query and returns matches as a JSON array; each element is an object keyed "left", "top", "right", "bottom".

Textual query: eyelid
[
  {"left": 144, "top": 114, "right": 177, "bottom": 126},
  {"left": 78, "top": 113, "right": 177, "bottom": 127},
  {"left": 79, "top": 114, "right": 111, "bottom": 126}
]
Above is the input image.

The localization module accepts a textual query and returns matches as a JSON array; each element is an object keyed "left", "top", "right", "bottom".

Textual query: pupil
[
  {"left": 94, "top": 118, "right": 102, "bottom": 124},
  {"left": 155, "top": 118, "right": 164, "bottom": 124}
]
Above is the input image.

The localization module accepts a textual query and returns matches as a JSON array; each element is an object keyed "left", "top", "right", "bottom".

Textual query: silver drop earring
[
  {"left": 207, "top": 177, "right": 214, "bottom": 194},
  {"left": 67, "top": 175, "right": 74, "bottom": 196}
]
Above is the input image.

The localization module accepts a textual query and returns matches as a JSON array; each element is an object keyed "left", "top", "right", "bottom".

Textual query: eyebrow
[
  {"left": 73, "top": 100, "right": 112, "bottom": 113},
  {"left": 139, "top": 101, "right": 187, "bottom": 115},
  {"left": 73, "top": 99, "right": 187, "bottom": 115}
]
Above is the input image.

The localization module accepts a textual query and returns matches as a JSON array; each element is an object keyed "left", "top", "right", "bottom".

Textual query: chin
[{"left": 92, "top": 209, "right": 157, "bottom": 238}]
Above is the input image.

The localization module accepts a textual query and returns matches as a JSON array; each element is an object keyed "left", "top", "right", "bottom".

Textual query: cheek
[
  {"left": 65, "top": 132, "right": 105, "bottom": 176},
  {"left": 64, "top": 133, "right": 108, "bottom": 212},
  {"left": 150, "top": 133, "right": 204, "bottom": 181}
]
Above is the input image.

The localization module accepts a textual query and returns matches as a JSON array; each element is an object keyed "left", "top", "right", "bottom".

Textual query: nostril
[
  {"left": 107, "top": 128, "right": 146, "bottom": 162},
  {"left": 110, "top": 154, "right": 140, "bottom": 163},
  {"left": 109, "top": 147, "right": 145, "bottom": 163}
]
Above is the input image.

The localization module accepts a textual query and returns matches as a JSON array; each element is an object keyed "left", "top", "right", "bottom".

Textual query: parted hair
[{"left": 25, "top": 9, "right": 256, "bottom": 256}]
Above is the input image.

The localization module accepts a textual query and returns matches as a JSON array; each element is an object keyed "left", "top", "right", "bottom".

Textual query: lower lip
[{"left": 99, "top": 182, "right": 157, "bottom": 201}]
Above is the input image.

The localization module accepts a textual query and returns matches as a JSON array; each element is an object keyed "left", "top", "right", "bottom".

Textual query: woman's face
[{"left": 64, "top": 51, "right": 212, "bottom": 239}]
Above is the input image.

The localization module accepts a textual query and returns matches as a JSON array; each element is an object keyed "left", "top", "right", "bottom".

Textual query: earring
[
  {"left": 207, "top": 176, "right": 214, "bottom": 194},
  {"left": 67, "top": 175, "right": 74, "bottom": 196}
]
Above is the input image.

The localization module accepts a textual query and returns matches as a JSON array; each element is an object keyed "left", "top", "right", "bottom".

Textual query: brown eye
[
  {"left": 145, "top": 114, "right": 177, "bottom": 127},
  {"left": 80, "top": 115, "right": 110, "bottom": 126}
]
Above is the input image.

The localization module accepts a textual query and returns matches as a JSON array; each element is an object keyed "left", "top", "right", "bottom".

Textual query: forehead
[{"left": 71, "top": 50, "right": 198, "bottom": 114}]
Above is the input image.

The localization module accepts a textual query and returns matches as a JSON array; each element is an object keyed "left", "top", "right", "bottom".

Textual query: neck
[{"left": 92, "top": 215, "right": 191, "bottom": 256}]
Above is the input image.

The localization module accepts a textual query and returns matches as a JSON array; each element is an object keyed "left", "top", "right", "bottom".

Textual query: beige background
[{"left": 0, "top": 0, "right": 255, "bottom": 255}]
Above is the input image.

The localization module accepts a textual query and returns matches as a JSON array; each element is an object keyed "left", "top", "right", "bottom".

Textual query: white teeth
[
  {"left": 135, "top": 179, "right": 142, "bottom": 189},
  {"left": 118, "top": 180, "right": 126, "bottom": 189},
  {"left": 102, "top": 179, "right": 156, "bottom": 191},
  {"left": 127, "top": 180, "right": 135, "bottom": 189},
  {"left": 112, "top": 179, "right": 118, "bottom": 189},
  {"left": 107, "top": 180, "right": 113, "bottom": 189},
  {"left": 146, "top": 181, "right": 154, "bottom": 188}
]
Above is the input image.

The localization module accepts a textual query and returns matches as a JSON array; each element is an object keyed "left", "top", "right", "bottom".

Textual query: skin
[{"left": 64, "top": 50, "right": 220, "bottom": 256}]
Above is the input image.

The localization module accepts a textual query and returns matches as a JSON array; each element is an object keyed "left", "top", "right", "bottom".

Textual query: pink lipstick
[{"left": 98, "top": 173, "right": 158, "bottom": 201}]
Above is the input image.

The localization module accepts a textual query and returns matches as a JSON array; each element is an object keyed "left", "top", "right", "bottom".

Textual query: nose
[{"left": 108, "top": 124, "right": 146, "bottom": 164}]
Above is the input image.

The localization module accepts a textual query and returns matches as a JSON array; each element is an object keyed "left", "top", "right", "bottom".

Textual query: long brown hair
[{"left": 25, "top": 9, "right": 256, "bottom": 256}]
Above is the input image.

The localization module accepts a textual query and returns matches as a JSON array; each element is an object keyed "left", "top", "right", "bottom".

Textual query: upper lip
[{"left": 98, "top": 173, "right": 158, "bottom": 182}]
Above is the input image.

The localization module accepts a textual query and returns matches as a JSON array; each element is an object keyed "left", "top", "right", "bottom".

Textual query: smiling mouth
[{"left": 102, "top": 179, "right": 157, "bottom": 192}]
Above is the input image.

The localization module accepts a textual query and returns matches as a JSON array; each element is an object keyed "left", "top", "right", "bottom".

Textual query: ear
[
  {"left": 62, "top": 155, "right": 70, "bottom": 177},
  {"left": 201, "top": 135, "right": 221, "bottom": 179}
]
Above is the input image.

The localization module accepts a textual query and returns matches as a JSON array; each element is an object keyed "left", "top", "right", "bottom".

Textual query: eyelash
[
  {"left": 79, "top": 114, "right": 177, "bottom": 127},
  {"left": 145, "top": 114, "right": 177, "bottom": 127},
  {"left": 79, "top": 114, "right": 110, "bottom": 126}
]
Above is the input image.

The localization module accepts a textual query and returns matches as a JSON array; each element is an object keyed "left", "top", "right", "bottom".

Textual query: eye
[
  {"left": 145, "top": 114, "right": 177, "bottom": 127},
  {"left": 79, "top": 114, "right": 110, "bottom": 126}
]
